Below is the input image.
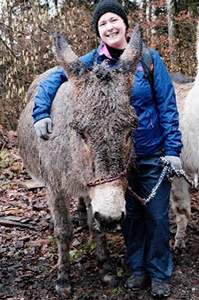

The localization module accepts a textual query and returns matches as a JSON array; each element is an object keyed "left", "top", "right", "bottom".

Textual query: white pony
[{"left": 171, "top": 22, "right": 199, "bottom": 249}]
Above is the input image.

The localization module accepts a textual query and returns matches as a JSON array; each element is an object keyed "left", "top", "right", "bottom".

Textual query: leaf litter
[{"left": 0, "top": 130, "right": 198, "bottom": 299}]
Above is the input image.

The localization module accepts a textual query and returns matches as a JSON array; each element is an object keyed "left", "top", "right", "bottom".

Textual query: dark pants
[{"left": 122, "top": 151, "right": 172, "bottom": 282}]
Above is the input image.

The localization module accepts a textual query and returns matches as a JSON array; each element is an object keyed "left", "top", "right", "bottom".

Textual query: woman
[{"left": 32, "top": 0, "right": 182, "bottom": 297}]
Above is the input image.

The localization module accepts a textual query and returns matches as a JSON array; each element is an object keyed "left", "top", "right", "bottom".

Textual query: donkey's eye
[
  {"left": 80, "top": 132, "right": 88, "bottom": 144},
  {"left": 126, "top": 131, "right": 132, "bottom": 143}
]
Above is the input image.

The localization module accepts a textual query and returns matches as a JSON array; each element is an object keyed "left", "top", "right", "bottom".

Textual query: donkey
[
  {"left": 17, "top": 26, "right": 142, "bottom": 296},
  {"left": 171, "top": 22, "right": 199, "bottom": 250}
]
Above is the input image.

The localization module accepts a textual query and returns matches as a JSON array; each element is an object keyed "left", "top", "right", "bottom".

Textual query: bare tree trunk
[
  {"left": 146, "top": 0, "right": 151, "bottom": 39},
  {"left": 142, "top": 0, "right": 147, "bottom": 21},
  {"left": 145, "top": 0, "right": 156, "bottom": 46},
  {"left": 166, "top": 0, "right": 175, "bottom": 69}
]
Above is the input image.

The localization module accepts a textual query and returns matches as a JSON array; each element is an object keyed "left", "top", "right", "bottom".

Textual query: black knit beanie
[{"left": 93, "top": 0, "right": 129, "bottom": 37}]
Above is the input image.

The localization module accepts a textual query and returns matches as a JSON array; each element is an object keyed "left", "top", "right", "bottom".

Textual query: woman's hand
[
  {"left": 34, "top": 117, "right": 53, "bottom": 139},
  {"left": 165, "top": 156, "right": 182, "bottom": 170}
]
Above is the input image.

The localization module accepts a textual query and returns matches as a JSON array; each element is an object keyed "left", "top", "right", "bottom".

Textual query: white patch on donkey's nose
[{"left": 88, "top": 181, "right": 126, "bottom": 220}]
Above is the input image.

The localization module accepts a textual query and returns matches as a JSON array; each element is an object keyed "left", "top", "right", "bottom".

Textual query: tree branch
[{"left": 0, "top": 36, "right": 18, "bottom": 59}]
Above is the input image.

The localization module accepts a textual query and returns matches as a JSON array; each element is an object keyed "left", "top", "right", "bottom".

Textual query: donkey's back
[{"left": 18, "top": 67, "right": 72, "bottom": 185}]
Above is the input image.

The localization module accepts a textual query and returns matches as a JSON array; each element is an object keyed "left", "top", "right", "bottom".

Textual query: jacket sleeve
[
  {"left": 152, "top": 50, "right": 183, "bottom": 156},
  {"left": 32, "top": 50, "right": 97, "bottom": 123},
  {"left": 32, "top": 68, "right": 67, "bottom": 123}
]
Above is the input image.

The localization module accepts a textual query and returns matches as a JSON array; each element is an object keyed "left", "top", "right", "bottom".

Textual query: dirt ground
[{"left": 0, "top": 131, "right": 199, "bottom": 300}]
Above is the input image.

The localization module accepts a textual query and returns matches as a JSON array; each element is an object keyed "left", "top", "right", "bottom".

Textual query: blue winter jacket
[{"left": 32, "top": 44, "right": 182, "bottom": 158}]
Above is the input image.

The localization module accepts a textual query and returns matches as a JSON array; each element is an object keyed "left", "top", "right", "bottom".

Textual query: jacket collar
[
  {"left": 97, "top": 42, "right": 112, "bottom": 59},
  {"left": 99, "top": 43, "right": 112, "bottom": 58}
]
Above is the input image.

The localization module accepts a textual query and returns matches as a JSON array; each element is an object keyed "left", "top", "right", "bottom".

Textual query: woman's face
[{"left": 98, "top": 12, "right": 128, "bottom": 49}]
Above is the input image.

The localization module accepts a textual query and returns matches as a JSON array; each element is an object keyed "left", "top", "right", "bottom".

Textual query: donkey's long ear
[
  {"left": 53, "top": 32, "right": 87, "bottom": 77},
  {"left": 116, "top": 25, "right": 142, "bottom": 74}
]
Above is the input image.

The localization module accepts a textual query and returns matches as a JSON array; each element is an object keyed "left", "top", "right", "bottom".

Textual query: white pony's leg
[{"left": 171, "top": 177, "right": 191, "bottom": 249}]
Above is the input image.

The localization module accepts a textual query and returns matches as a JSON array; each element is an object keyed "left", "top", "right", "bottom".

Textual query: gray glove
[
  {"left": 34, "top": 117, "right": 53, "bottom": 139},
  {"left": 165, "top": 155, "right": 182, "bottom": 170}
]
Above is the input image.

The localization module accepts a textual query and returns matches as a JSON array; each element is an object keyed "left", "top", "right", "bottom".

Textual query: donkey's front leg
[
  {"left": 87, "top": 204, "right": 118, "bottom": 287},
  {"left": 77, "top": 196, "right": 88, "bottom": 227},
  {"left": 94, "top": 231, "right": 118, "bottom": 287},
  {"left": 47, "top": 188, "right": 73, "bottom": 297}
]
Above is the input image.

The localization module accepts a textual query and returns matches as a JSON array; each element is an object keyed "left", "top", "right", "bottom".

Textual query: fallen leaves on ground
[{"left": 0, "top": 130, "right": 199, "bottom": 299}]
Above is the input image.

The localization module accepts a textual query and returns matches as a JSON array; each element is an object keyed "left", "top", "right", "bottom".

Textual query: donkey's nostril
[
  {"left": 121, "top": 212, "right": 125, "bottom": 222},
  {"left": 94, "top": 211, "right": 100, "bottom": 222}
]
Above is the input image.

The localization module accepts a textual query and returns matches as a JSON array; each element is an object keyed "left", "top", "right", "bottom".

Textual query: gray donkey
[{"left": 17, "top": 26, "right": 142, "bottom": 296}]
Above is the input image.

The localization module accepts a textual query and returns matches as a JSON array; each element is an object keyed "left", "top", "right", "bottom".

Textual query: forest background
[{"left": 0, "top": 0, "right": 198, "bottom": 130}]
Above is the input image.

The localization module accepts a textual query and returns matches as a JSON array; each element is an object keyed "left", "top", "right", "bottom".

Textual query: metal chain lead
[
  {"left": 128, "top": 157, "right": 195, "bottom": 205},
  {"left": 143, "top": 164, "right": 170, "bottom": 204},
  {"left": 142, "top": 157, "right": 195, "bottom": 204}
]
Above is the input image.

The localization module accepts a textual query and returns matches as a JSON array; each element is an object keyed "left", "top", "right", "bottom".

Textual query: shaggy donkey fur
[
  {"left": 171, "top": 22, "right": 199, "bottom": 250},
  {"left": 17, "top": 26, "right": 142, "bottom": 297}
]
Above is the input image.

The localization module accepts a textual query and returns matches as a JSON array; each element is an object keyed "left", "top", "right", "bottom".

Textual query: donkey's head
[{"left": 54, "top": 26, "right": 142, "bottom": 232}]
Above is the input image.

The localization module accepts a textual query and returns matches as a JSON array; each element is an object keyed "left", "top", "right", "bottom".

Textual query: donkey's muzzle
[{"left": 93, "top": 211, "right": 125, "bottom": 232}]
